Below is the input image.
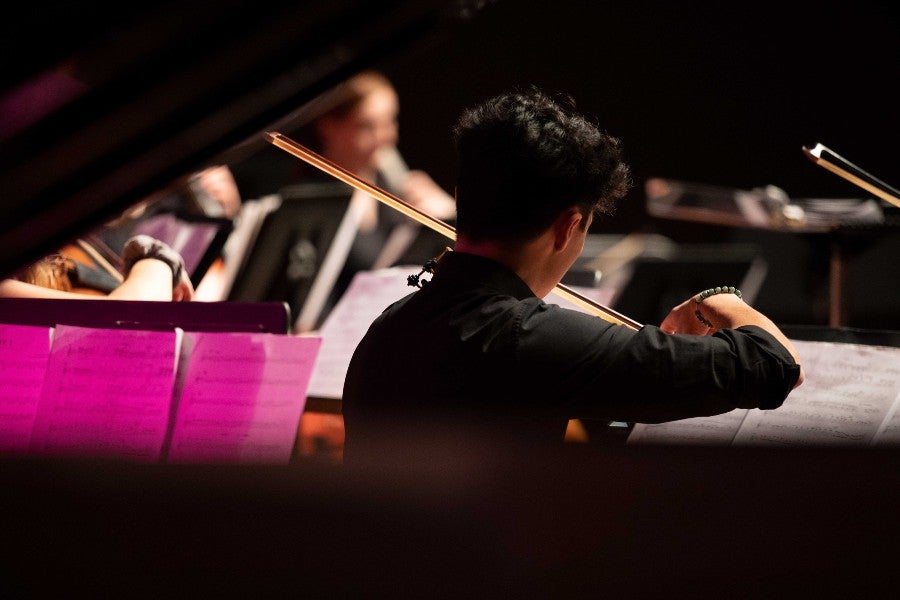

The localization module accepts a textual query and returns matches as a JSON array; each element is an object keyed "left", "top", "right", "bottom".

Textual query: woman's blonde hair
[
  {"left": 13, "top": 254, "right": 74, "bottom": 291},
  {"left": 317, "top": 71, "right": 395, "bottom": 121}
]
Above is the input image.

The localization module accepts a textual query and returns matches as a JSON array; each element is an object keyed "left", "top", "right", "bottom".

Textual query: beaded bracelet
[
  {"left": 694, "top": 286, "right": 742, "bottom": 303},
  {"left": 693, "top": 286, "right": 742, "bottom": 328}
]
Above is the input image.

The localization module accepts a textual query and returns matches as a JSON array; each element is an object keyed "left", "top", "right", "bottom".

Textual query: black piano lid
[{"left": 0, "top": 0, "right": 489, "bottom": 279}]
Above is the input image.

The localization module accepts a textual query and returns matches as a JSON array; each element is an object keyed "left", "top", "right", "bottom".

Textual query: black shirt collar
[{"left": 431, "top": 250, "right": 537, "bottom": 301}]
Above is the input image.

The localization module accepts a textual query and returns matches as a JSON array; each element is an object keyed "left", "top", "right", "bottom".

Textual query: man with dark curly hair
[{"left": 342, "top": 88, "right": 804, "bottom": 461}]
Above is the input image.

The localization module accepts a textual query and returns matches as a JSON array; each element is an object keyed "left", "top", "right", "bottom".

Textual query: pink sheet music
[
  {"left": 166, "top": 332, "right": 321, "bottom": 464},
  {"left": 0, "top": 324, "right": 52, "bottom": 453},
  {"left": 28, "top": 325, "right": 181, "bottom": 462}
]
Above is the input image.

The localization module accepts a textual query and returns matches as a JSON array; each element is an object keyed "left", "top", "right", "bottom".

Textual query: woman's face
[{"left": 318, "top": 86, "right": 400, "bottom": 176}]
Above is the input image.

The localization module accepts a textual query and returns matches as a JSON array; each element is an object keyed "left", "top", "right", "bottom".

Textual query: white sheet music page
[
  {"left": 306, "top": 267, "right": 414, "bottom": 399},
  {"left": 627, "top": 409, "right": 750, "bottom": 446},
  {"left": 873, "top": 401, "right": 900, "bottom": 445},
  {"left": 628, "top": 339, "right": 900, "bottom": 447},
  {"left": 732, "top": 340, "right": 900, "bottom": 447}
]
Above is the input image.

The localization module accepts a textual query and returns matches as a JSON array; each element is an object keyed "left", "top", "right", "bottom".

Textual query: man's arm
[{"left": 660, "top": 292, "right": 805, "bottom": 387}]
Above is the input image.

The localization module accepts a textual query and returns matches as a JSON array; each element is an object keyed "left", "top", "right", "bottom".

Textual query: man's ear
[{"left": 553, "top": 209, "right": 583, "bottom": 251}]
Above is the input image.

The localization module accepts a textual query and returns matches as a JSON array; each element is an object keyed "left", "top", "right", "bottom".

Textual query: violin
[
  {"left": 265, "top": 131, "right": 643, "bottom": 331},
  {"left": 56, "top": 235, "right": 124, "bottom": 296}
]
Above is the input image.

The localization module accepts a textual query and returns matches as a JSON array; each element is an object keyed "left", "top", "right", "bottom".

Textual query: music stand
[
  {"left": 645, "top": 176, "right": 894, "bottom": 327},
  {"left": 608, "top": 244, "right": 767, "bottom": 326},
  {"left": 227, "top": 181, "right": 355, "bottom": 332},
  {"left": 132, "top": 212, "right": 233, "bottom": 288},
  {"left": 0, "top": 297, "right": 291, "bottom": 334}
]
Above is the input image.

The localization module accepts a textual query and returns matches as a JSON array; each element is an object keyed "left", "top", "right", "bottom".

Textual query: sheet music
[
  {"left": 0, "top": 324, "right": 52, "bottom": 453},
  {"left": 166, "top": 331, "right": 321, "bottom": 464},
  {"left": 733, "top": 340, "right": 900, "bottom": 447},
  {"left": 133, "top": 212, "right": 222, "bottom": 278},
  {"left": 628, "top": 340, "right": 900, "bottom": 447},
  {"left": 627, "top": 409, "right": 749, "bottom": 446},
  {"left": 872, "top": 397, "right": 900, "bottom": 445},
  {"left": 306, "top": 268, "right": 413, "bottom": 399},
  {"left": 28, "top": 325, "right": 181, "bottom": 462}
]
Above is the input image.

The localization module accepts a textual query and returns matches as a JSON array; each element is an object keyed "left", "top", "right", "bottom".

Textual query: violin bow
[
  {"left": 265, "top": 131, "right": 642, "bottom": 330},
  {"left": 803, "top": 143, "right": 900, "bottom": 210}
]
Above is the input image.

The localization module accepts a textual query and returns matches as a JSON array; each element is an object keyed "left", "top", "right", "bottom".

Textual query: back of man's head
[{"left": 452, "top": 88, "right": 631, "bottom": 243}]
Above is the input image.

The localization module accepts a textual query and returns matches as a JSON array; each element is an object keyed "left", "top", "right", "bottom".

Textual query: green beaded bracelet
[
  {"left": 693, "top": 286, "right": 742, "bottom": 328},
  {"left": 694, "top": 286, "right": 742, "bottom": 303}
]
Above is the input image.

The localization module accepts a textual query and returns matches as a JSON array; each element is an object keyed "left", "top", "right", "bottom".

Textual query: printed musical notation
[
  {"left": 167, "top": 331, "right": 320, "bottom": 464},
  {"left": 0, "top": 323, "right": 321, "bottom": 464},
  {"left": 306, "top": 268, "right": 413, "bottom": 400},
  {"left": 0, "top": 324, "right": 52, "bottom": 453},
  {"left": 629, "top": 340, "right": 900, "bottom": 447},
  {"left": 29, "top": 325, "right": 181, "bottom": 462}
]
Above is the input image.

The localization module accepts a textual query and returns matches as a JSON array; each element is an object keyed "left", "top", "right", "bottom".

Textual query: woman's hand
[
  {"left": 172, "top": 268, "right": 194, "bottom": 302},
  {"left": 403, "top": 170, "right": 456, "bottom": 220}
]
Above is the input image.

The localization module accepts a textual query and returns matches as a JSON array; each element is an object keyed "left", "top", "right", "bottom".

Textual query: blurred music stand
[
  {"left": 132, "top": 212, "right": 233, "bottom": 288},
  {"left": 228, "top": 181, "right": 356, "bottom": 332},
  {"left": 802, "top": 144, "right": 900, "bottom": 325},
  {"left": 608, "top": 244, "right": 767, "bottom": 327},
  {"left": 646, "top": 175, "right": 893, "bottom": 327}
]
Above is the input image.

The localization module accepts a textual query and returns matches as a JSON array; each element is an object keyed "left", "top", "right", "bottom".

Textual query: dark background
[
  {"left": 369, "top": 0, "right": 900, "bottom": 328},
  {"left": 382, "top": 1, "right": 897, "bottom": 210}
]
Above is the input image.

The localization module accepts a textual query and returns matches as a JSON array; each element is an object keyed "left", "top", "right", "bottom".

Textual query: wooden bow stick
[{"left": 266, "top": 131, "right": 642, "bottom": 330}]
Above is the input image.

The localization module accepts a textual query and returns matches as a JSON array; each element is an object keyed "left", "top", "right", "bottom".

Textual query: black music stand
[
  {"left": 228, "top": 181, "right": 354, "bottom": 332},
  {"left": 132, "top": 212, "right": 233, "bottom": 288},
  {"left": 645, "top": 177, "right": 897, "bottom": 327},
  {"left": 608, "top": 244, "right": 766, "bottom": 327},
  {"left": 0, "top": 298, "right": 290, "bottom": 334}
]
